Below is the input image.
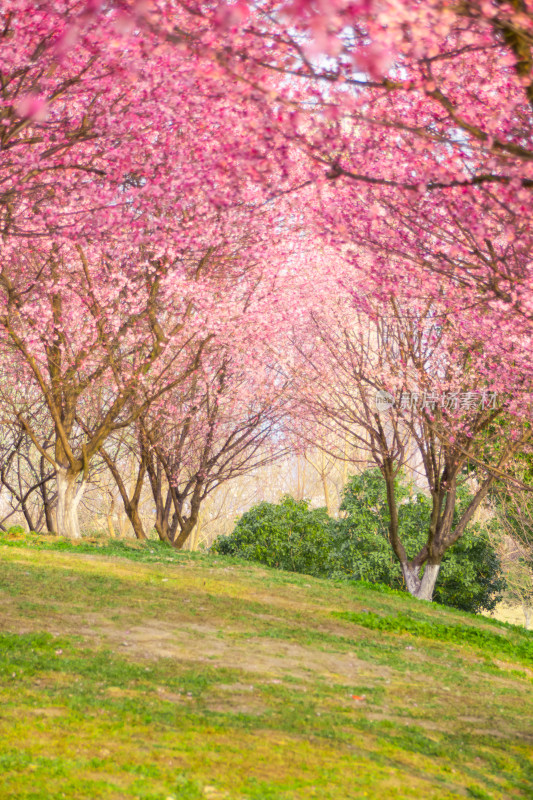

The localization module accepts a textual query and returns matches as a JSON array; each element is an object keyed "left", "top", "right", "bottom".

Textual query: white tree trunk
[
  {"left": 401, "top": 562, "right": 421, "bottom": 596},
  {"left": 401, "top": 562, "right": 441, "bottom": 601},
  {"left": 417, "top": 564, "right": 440, "bottom": 601},
  {"left": 55, "top": 468, "right": 86, "bottom": 539}
]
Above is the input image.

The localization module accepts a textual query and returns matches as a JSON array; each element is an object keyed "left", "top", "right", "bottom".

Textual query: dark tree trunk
[
  {"left": 101, "top": 448, "right": 148, "bottom": 541},
  {"left": 40, "top": 454, "right": 56, "bottom": 533}
]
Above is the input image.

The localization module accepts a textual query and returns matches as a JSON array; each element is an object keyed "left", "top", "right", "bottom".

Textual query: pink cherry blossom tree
[
  {"left": 136, "top": 347, "right": 288, "bottom": 547},
  {"left": 288, "top": 277, "right": 532, "bottom": 600},
  {"left": 0, "top": 2, "right": 306, "bottom": 537}
]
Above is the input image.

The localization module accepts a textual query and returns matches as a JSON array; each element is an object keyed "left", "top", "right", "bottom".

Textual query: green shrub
[
  {"left": 213, "top": 496, "right": 332, "bottom": 576},
  {"left": 6, "top": 524, "right": 25, "bottom": 535}
]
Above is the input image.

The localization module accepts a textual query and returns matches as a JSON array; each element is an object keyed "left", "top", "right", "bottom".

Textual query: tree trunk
[
  {"left": 173, "top": 518, "right": 196, "bottom": 549},
  {"left": 55, "top": 467, "right": 85, "bottom": 539},
  {"left": 321, "top": 471, "right": 331, "bottom": 515},
  {"left": 40, "top": 454, "right": 56, "bottom": 533},
  {"left": 401, "top": 562, "right": 420, "bottom": 596},
  {"left": 145, "top": 449, "right": 173, "bottom": 543},
  {"left": 100, "top": 448, "right": 148, "bottom": 540},
  {"left": 296, "top": 454, "right": 305, "bottom": 501},
  {"left": 401, "top": 561, "right": 441, "bottom": 601},
  {"left": 129, "top": 506, "right": 147, "bottom": 540},
  {"left": 186, "top": 511, "right": 203, "bottom": 551},
  {"left": 170, "top": 483, "right": 204, "bottom": 550},
  {"left": 20, "top": 503, "right": 36, "bottom": 534},
  {"left": 105, "top": 496, "right": 115, "bottom": 538},
  {"left": 418, "top": 564, "right": 441, "bottom": 600},
  {"left": 154, "top": 516, "right": 171, "bottom": 543},
  {"left": 154, "top": 490, "right": 173, "bottom": 543},
  {"left": 117, "top": 511, "right": 128, "bottom": 538}
]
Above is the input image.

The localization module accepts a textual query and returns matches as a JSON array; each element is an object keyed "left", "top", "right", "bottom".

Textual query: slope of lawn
[{"left": 0, "top": 531, "right": 532, "bottom": 800}]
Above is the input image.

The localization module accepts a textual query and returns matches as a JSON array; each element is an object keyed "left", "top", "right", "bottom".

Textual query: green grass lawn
[{"left": 1, "top": 532, "right": 532, "bottom": 799}]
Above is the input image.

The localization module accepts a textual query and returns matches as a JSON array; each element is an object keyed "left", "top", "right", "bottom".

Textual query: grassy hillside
[{"left": 1, "top": 533, "right": 532, "bottom": 800}]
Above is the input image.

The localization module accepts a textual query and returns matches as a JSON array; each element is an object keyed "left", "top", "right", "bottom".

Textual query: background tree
[
  {"left": 287, "top": 285, "right": 531, "bottom": 600},
  {"left": 138, "top": 345, "right": 288, "bottom": 549},
  {"left": 0, "top": 422, "right": 55, "bottom": 532}
]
